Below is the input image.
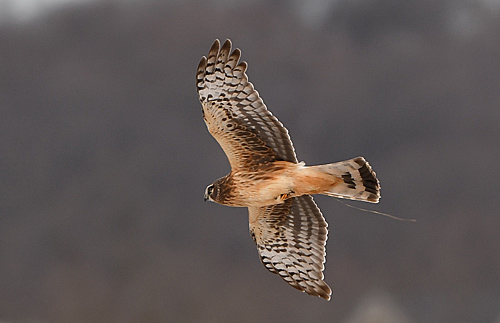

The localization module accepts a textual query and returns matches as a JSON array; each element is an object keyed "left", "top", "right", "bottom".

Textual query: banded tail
[{"left": 313, "top": 157, "right": 380, "bottom": 203}]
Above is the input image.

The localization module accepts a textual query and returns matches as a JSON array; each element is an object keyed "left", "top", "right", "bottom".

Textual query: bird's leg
[{"left": 279, "top": 190, "right": 295, "bottom": 201}]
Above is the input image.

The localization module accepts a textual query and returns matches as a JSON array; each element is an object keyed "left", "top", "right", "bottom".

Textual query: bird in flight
[{"left": 196, "top": 39, "right": 380, "bottom": 300}]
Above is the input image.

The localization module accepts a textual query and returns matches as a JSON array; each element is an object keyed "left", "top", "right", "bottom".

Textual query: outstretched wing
[
  {"left": 248, "top": 195, "right": 331, "bottom": 300},
  {"left": 196, "top": 39, "right": 297, "bottom": 170}
]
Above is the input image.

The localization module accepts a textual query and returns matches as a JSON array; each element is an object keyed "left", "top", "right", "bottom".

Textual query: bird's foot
[{"left": 279, "top": 191, "right": 295, "bottom": 201}]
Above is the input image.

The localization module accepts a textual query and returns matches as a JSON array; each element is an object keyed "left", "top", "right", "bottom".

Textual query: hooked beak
[{"left": 204, "top": 194, "right": 209, "bottom": 202}]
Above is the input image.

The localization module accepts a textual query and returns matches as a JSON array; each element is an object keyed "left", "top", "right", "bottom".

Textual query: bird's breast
[{"left": 225, "top": 162, "right": 298, "bottom": 207}]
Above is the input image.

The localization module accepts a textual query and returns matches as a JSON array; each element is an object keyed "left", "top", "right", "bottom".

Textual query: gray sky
[
  {"left": 2, "top": 0, "right": 499, "bottom": 29},
  {"left": 0, "top": 0, "right": 95, "bottom": 21},
  {"left": 1, "top": 0, "right": 335, "bottom": 24}
]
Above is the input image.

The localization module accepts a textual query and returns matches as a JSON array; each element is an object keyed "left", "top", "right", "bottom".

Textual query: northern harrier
[{"left": 197, "top": 39, "right": 380, "bottom": 300}]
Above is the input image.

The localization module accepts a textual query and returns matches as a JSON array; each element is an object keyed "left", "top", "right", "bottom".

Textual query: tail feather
[{"left": 316, "top": 157, "right": 380, "bottom": 203}]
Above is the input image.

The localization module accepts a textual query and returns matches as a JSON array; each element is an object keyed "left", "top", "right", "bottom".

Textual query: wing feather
[
  {"left": 248, "top": 195, "right": 332, "bottom": 300},
  {"left": 197, "top": 39, "right": 297, "bottom": 170}
]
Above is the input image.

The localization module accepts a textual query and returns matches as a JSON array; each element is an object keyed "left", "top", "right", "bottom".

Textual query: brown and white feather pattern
[
  {"left": 196, "top": 39, "right": 297, "bottom": 171},
  {"left": 197, "top": 39, "right": 381, "bottom": 301},
  {"left": 249, "top": 195, "right": 331, "bottom": 300}
]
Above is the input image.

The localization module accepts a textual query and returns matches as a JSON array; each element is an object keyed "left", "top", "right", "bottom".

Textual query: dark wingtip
[
  {"left": 221, "top": 38, "right": 232, "bottom": 50},
  {"left": 210, "top": 39, "right": 220, "bottom": 51}
]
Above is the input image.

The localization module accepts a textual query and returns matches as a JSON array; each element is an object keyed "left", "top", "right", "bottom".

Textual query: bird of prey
[{"left": 196, "top": 39, "right": 380, "bottom": 300}]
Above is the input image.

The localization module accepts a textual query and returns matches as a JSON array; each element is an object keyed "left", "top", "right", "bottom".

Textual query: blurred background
[{"left": 1, "top": 0, "right": 499, "bottom": 322}]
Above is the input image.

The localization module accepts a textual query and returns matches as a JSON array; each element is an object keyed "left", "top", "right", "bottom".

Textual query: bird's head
[
  {"left": 204, "top": 177, "right": 227, "bottom": 203},
  {"left": 204, "top": 183, "right": 216, "bottom": 202}
]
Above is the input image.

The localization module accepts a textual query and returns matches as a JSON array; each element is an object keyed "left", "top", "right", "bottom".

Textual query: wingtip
[
  {"left": 232, "top": 47, "right": 241, "bottom": 57},
  {"left": 211, "top": 39, "right": 220, "bottom": 50},
  {"left": 319, "top": 291, "right": 332, "bottom": 301},
  {"left": 222, "top": 38, "right": 232, "bottom": 49},
  {"left": 298, "top": 281, "right": 332, "bottom": 300},
  {"left": 197, "top": 55, "right": 207, "bottom": 70},
  {"left": 196, "top": 56, "right": 208, "bottom": 89},
  {"left": 314, "top": 280, "right": 332, "bottom": 301},
  {"left": 322, "top": 285, "right": 332, "bottom": 301}
]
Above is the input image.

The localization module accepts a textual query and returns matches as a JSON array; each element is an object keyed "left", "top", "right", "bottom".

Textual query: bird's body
[
  {"left": 209, "top": 161, "right": 326, "bottom": 207},
  {"left": 197, "top": 39, "right": 381, "bottom": 300},
  {"left": 209, "top": 161, "right": 298, "bottom": 207},
  {"left": 209, "top": 158, "right": 377, "bottom": 208}
]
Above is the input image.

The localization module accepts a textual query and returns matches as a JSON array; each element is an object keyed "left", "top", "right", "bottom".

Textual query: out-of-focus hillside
[{"left": 1, "top": 1, "right": 499, "bottom": 322}]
